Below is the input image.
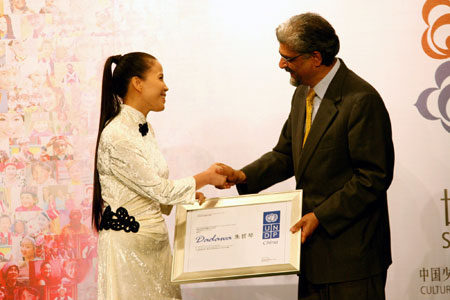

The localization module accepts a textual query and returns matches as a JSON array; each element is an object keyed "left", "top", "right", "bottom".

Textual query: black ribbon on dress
[
  {"left": 139, "top": 122, "right": 149, "bottom": 136},
  {"left": 100, "top": 206, "right": 140, "bottom": 233}
]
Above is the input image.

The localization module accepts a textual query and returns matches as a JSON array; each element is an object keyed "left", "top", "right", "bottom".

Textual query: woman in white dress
[{"left": 92, "top": 52, "right": 227, "bottom": 300}]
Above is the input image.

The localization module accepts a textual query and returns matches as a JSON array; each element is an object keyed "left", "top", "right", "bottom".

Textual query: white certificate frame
[{"left": 171, "top": 190, "right": 302, "bottom": 283}]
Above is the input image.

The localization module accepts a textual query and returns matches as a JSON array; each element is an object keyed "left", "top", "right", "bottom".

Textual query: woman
[
  {"left": 92, "top": 52, "right": 227, "bottom": 299},
  {"left": 12, "top": 220, "right": 26, "bottom": 238},
  {"left": 20, "top": 236, "right": 36, "bottom": 262},
  {"left": 15, "top": 186, "right": 42, "bottom": 213}
]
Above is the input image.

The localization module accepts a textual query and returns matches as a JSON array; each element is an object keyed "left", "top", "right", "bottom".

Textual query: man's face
[
  {"left": 42, "top": 263, "right": 52, "bottom": 278},
  {"left": 278, "top": 43, "right": 314, "bottom": 87},
  {"left": 70, "top": 210, "right": 82, "bottom": 223},
  {"left": 7, "top": 266, "right": 19, "bottom": 280}
]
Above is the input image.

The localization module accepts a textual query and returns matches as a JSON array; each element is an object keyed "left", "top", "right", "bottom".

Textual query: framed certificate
[{"left": 171, "top": 190, "right": 302, "bottom": 283}]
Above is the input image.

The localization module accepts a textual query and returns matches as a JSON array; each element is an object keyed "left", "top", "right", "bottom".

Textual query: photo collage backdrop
[{"left": 0, "top": 0, "right": 114, "bottom": 299}]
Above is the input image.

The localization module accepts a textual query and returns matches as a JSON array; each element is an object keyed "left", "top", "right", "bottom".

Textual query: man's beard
[{"left": 285, "top": 67, "right": 301, "bottom": 87}]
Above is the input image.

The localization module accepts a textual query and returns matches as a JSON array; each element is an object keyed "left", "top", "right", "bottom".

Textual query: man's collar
[{"left": 312, "top": 58, "right": 341, "bottom": 100}]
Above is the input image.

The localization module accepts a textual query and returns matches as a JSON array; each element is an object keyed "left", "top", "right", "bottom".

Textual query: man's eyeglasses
[{"left": 280, "top": 53, "right": 306, "bottom": 63}]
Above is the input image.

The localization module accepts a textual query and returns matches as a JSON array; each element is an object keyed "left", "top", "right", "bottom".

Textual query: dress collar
[{"left": 120, "top": 104, "right": 147, "bottom": 125}]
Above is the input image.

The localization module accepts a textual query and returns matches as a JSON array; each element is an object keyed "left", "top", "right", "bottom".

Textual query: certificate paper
[{"left": 172, "top": 190, "right": 302, "bottom": 283}]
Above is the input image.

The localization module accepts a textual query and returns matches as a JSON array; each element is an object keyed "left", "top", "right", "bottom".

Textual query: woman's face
[
  {"left": 41, "top": 89, "right": 58, "bottom": 111},
  {"left": 10, "top": 40, "right": 26, "bottom": 58},
  {"left": 32, "top": 164, "right": 51, "bottom": 184},
  {"left": 4, "top": 165, "right": 17, "bottom": 179},
  {"left": 20, "top": 238, "right": 35, "bottom": 260},
  {"left": 9, "top": 113, "right": 24, "bottom": 137},
  {"left": 0, "top": 69, "right": 16, "bottom": 90},
  {"left": 138, "top": 60, "right": 168, "bottom": 112},
  {"left": 29, "top": 70, "right": 47, "bottom": 86},
  {"left": 20, "top": 193, "right": 35, "bottom": 208},
  {"left": 14, "top": 221, "right": 25, "bottom": 233},
  {"left": 53, "top": 140, "right": 67, "bottom": 155},
  {"left": 0, "top": 113, "right": 24, "bottom": 138}
]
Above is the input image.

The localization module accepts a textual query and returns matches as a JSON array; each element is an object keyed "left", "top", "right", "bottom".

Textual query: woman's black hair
[{"left": 92, "top": 52, "right": 156, "bottom": 232}]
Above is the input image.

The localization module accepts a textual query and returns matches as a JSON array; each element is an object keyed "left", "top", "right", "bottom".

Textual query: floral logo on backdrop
[
  {"left": 421, "top": 0, "right": 450, "bottom": 59},
  {"left": 415, "top": 61, "right": 450, "bottom": 132},
  {"left": 417, "top": 0, "right": 450, "bottom": 132}
]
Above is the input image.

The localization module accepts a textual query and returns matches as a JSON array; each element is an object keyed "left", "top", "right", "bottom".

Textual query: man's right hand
[{"left": 214, "top": 163, "right": 246, "bottom": 189}]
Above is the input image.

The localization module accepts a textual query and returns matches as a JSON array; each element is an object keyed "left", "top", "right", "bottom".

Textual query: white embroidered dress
[{"left": 97, "top": 105, "right": 196, "bottom": 300}]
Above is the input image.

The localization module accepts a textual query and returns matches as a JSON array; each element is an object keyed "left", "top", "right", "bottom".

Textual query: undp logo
[
  {"left": 415, "top": 61, "right": 450, "bottom": 133},
  {"left": 262, "top": 211, "right": 280, "bottom": 240}
]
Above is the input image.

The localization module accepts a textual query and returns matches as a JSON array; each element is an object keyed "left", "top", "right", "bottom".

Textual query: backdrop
[{"left": 0, "top": 0, "right": 448, "bottom": 299}]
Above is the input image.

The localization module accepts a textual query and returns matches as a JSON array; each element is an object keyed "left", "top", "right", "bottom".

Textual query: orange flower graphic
[{"left": 422, "top": 0, "right": 450, "bottom": 59}]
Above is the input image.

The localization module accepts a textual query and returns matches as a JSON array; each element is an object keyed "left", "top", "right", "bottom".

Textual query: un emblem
[
  {"left": 265, "top": 213, "right": 279, "bottom": 223},
  {"left": 263, "top": 211, "right": 281, "bottom": 240}
]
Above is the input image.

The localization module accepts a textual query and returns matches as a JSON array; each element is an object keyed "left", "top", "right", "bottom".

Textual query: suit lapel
[
  {"left": 295, "top": 61, "right": 349, "bottom": 184},
  {"left": 293, "top": 88, "right": 308, "bottom": 154}
]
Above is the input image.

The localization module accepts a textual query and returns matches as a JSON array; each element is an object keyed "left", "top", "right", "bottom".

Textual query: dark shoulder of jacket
[
  {"left": 342, "top": 68, "right": 382, "bottom": 100},
  {"left": 291, "top": 85, "right": 309, "bottom": 106}
]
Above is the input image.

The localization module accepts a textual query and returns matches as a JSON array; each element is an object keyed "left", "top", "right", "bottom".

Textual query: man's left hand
[{"left": 290, "top": 212, "right": 319, "bottom": 244}]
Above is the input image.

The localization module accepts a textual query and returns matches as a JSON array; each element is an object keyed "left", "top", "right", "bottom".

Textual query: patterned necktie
[{"left": 302, "top": 88, "right": 316, "bottom": 146}]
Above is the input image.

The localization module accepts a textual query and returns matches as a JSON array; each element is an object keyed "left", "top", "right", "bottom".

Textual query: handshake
[
  {"left": 195, "top": 163, "right": 246, "bottom": 188},
  {"left": 193, "top": 163, "right": 245, "bottom": 204},
  {"left": 194, "top": 162, "right": 319, "bottom": 243}
]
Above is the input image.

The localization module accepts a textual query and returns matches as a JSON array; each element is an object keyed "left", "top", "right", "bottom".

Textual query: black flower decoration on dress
[
  {"left": 100, "top": 206, "right": 140, "bottom": 233},
  {"left": 139, "top": 122, "right": 149, "bottom": 136}
]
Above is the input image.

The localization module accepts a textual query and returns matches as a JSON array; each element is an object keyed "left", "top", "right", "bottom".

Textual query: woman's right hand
[
  {"left": 193, "top": 163, "right": 228, "bottom": 190},
  {"left": 206, "top": 164, "right": 227, "bottom": 187}
]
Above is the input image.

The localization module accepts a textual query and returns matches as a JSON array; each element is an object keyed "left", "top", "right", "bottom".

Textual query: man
[{"left": 217, "top": 13, "right": 394, "bottom": 299}]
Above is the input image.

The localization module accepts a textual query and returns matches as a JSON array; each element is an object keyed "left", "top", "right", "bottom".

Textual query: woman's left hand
[{"left": 196, "top": 192, "right": 205, "bottom": 205}]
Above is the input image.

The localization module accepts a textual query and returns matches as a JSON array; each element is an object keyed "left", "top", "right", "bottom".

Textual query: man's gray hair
[{"left": 276, "top": 13, "right": 340, "bottom": 66}]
